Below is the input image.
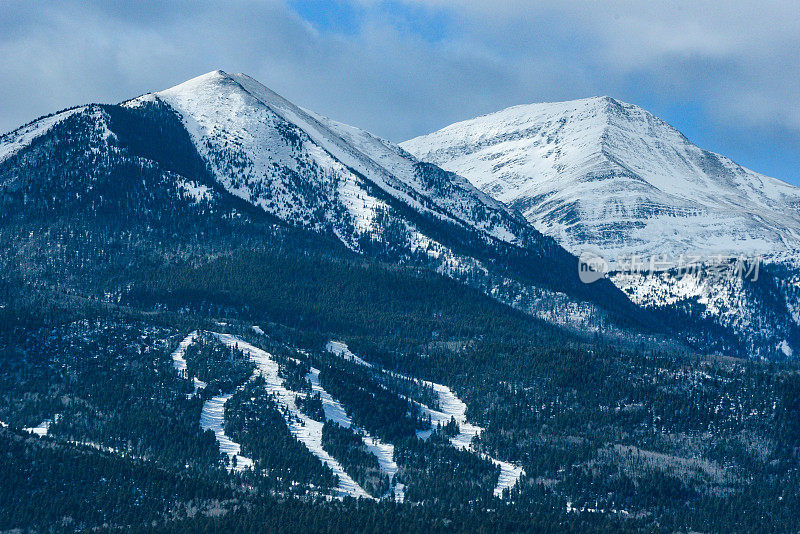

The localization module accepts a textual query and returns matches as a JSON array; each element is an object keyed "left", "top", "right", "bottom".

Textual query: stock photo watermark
[{"left": 579, "top": 252, "right": 761, "bottom": 284}]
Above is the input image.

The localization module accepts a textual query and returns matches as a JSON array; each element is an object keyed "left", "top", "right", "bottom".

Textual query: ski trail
[
  {"left": 213, "top": 333, "right": 371, "bottom": 499},
  {"left": 489, "top": 457, "right": 525, "bottom": 497},
  {"left": 414, "top": 382, "right": 483, "bottom": 449},
  {"left": 327, "top": 340, "right": 525, "bottom": 498},
  {"left": 308, "top": 368, "right": 351, "bottom": 426},
  {"left": 307, "top": 368, "right": 403, "bottom": 501},
  {"left": 170, "top": 331, "right": 207, "bottom": 396},
  {"left": 172, "top": 332, "right": 249, "bottom": 471},
  {"left": 170, "top": 331, "right": 197, "bottom": 374},
  {"left": 200, "top": 393, "right": 254, "bottom": 472},
  {"left": 326, "top": 341, "right": 372, "bottom": 368}
]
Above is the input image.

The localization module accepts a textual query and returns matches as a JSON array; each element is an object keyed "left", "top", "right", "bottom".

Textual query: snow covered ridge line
[
  {"left": 0, "top": 107, "right": 84, "bottom": 164},
  {"left": 137, "top": 70, "right": 527, "bottom": 249},
  {"left": 227, "top": 72, "right": 524, "bottom": 242},
  {"left": 326, "top": 341, "right": 525, "bottom": 498},
  {"left": 401, "top": 95, "right": 800, "bottom": 262}
]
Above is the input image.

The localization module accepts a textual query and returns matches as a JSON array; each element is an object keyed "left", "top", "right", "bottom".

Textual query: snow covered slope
[
  {"left": 126, "top": 70, "right": 528, "bottom": 250},
  {"left": 0, "top": 71, "right": 647, "bottom": 335},
  {"left": 170, "top": 331, "right": 207, "bottom": 396},
  {"left": 402, "top": 97, "right": 800, "bottom": 262},
  {"left": 612, "top": 261, "right": 800, "bottom": 360},
  {"left": 200, "top": 393, "right": 254, "bottom": 472},
  {"left": 214, "top": 333, "right": 372, "bottom": 499},
  {"left": 403, "top": 97, "right": 800, "bottom": 358},
  {"left": 118, "top": 71, "right": 640, "bottom": 331},
  {"left": 0, "top": 108, "right": 84, "bottom": 165},
  {"left": 327, "top": 340, "right": 525, "bottom": 497}
]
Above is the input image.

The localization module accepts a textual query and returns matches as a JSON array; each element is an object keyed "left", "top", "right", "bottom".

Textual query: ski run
[
  {"left": 170, "top": 331, "right": 207, "bottom": 396},
  {"left": 171, "top": 330, "right": 391, "bottom": 498},
  {"left": 307, "top": 368, "right": 403, "bottom": 502},
  {"left": 199, "top": 393, "right": 255, "bottom": 472},
  {"left": 212, "top": 333, "right": 373, "bottom": 499},
  {"left": 326, "top": 341, "right": 525, "bottom": 498},
  {"left": 10, "top": 328, "right": 521, "bottom": 500}
]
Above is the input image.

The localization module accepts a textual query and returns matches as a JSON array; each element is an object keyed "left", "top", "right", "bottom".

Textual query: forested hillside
[{"left": 1, "top": 72, "right": 799, "bottom": 533}]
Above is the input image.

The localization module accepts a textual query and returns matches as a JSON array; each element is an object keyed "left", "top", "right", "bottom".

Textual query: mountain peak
[
  {"left": 402, "top": 98, "right": 800, "bottom": 261},
  {"left": 118, "top": 70, "right": 532, "bottom": 252},
  {"left": 169, "top": 69, "right": 231, "bottom": 87}
]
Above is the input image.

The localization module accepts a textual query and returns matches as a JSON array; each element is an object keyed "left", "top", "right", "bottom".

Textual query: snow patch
[
  {"left": 23, "top": 414, "right": 61, "bottom": 437},
  {"left": 178, "top": 180, "right": 213, "bottom": 203}
]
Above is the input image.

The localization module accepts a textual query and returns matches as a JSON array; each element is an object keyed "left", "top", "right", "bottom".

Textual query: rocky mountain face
[
  {"left": 402, "top": 96, "right": 800, "bottom": 359},
  {"left": 402, "top": 96, "right": 800, "bottom": 262}
]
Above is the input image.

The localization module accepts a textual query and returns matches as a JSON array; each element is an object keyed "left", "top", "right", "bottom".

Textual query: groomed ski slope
[
  {"left": 199, "top": 393, "right": 254, "bottom": 472},
  {"left": 327, "top": 341, "right": 524, "bottom": 498},
  {"left": 213, "top": 333, "right": 372, "bottom": 499},
  {"left": 307, "top": 368, "right": 403, "bottom": 501},
  {"left": 170, "top": 331, "right": 207, "bottom": 396},
  {"left": 171, "top": 331, "right": 251, "bottom": 471}
]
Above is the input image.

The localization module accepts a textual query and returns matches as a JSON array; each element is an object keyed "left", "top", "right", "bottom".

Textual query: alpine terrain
[
  {"left": 403, "top": 96, "right": 800, "bottom": 359},
  {"left": 1, "top": 73, "right": 799, "bottom": 533}
]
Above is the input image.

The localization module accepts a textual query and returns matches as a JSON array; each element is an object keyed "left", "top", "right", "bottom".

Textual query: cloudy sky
[{"left": 1, "top": 0, "right": 798, "bottom": 184}]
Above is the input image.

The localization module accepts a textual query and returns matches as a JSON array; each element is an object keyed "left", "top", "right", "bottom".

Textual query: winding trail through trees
[
  {"left": 213, "top": 333, "right": 372, "bottom": 499},
  {"left": 326, "top": 341, "right": 525, "bottom": 497}
]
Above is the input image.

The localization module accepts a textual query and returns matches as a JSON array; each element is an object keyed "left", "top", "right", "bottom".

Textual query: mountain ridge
[
  {"left": 0, "top": 70, "right": 647, "bottom": 335},
  {"left": 3, "top": 72, "right": 800, "bottom": 533},
  {"left": 403, "top": 96, "right": 800, "bottom": 359},
  {"left": 402, "top": 95, "right": 800, "bottom": 262}
]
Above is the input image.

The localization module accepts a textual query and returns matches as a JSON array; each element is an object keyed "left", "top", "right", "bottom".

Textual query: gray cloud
[{"left": 1, "top": 0, "right": 797, "bottom": 182}]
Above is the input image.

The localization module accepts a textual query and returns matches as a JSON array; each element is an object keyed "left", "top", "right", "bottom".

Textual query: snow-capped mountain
[
  {"left": 403, "top": 97, "right": 800, "bottom": 359},
  {"left": 126, "top": 71, "right": 531, "bottom": 251},
  {"left": 0, "top": 71, "right": 642, "bottom": 332},
  {"left": 402, "top": 96, "right": 800, "bottom": 262}
]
